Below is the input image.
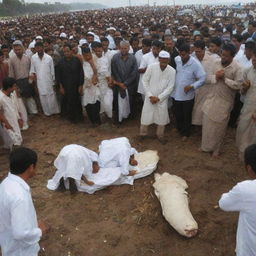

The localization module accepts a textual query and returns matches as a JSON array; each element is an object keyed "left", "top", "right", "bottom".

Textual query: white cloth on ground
[{"left": 118, "top": 90, "right": 130, "bottom": 122}]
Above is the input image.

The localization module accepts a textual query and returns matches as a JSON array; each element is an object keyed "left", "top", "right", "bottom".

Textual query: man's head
[
  {"left": 120, "top": 41, "right": 130, "bottom": 56},
  {"left": 10, "top": 147, "right": 38, "bottom": 179},
  {"left": 141, "top": 38, "right": 152, "bottom": 55},
  {"left": 209, "top": 37, "right": 222, "bottom": 54},
  {"left": 101, "top": 37, "right": 109, "bottom": 52},
  {"left": 244, "top": 41, "right": 256, "bottom": 60},
  {"left": 248, "top": 21, "right": 256, "bottom": 36},
  {"left": 1, "top": 44, "right": 9, "bottom": 58},
  {"left": 130, "top": 37, "right": 139, "bottom": 51},
  {"left": 35, "top": 42, "right": 44, "bottom": 56},
  {"left": 63, "top": 44, "right": 73, "bottom": 59},
  {"left": 178, "top": 44, "right": 190, "bottom": 63},
  {"left": 107, "top": 27, "right": 116, "bottom": 37},
  {"left": 194, "top": 40, "right": 205, "bottom": 61},
  {"left": 164, "top": 35, "right": 174, "bottom": 52},
  {"left": 152, "top": 40, "right": 163, "bottom": 58},
  {"left": 82, "top": 47, "right": 92, "bottom": 62},
  {"left": 158, "top": 50, "right": 170, "bottom": 70},
  {"left": 91, "top": 41, "right": 103, "bottom": 58},
  {"left": 244, "top": 144, "right": 256, "bottom": 179},
  {"left": 2, "top": 77, "right": 16, "bottom": 95},
  {"left": 231, "top": 34, "right": 243, "bottom": 52},
  {"left": 86, "top": 33, "right": 94, "bottom": 44},
  {"left": 221, "top": 43, "right": 236, "bottom": 66},
  {"left": 13, "top": 42, "right": 24, "bottom": 58}
]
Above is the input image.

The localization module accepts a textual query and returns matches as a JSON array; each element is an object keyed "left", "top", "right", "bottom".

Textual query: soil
[{"left": 0, "top": 114, "right": 245, "bottom": 256}]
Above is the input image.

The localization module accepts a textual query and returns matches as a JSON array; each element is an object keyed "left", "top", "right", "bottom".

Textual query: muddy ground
[{"left": 0, "top": 113, "right": 245, "bottom": 256}]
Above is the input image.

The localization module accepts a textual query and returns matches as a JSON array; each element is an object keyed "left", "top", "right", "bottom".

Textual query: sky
[{"left": 23, "top": 0, "right": 255, "bottom": 7}]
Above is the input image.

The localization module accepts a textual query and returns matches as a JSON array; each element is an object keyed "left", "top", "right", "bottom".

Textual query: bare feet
[{"left": 128, "top": 170, "right": 137, "bottom": 176}]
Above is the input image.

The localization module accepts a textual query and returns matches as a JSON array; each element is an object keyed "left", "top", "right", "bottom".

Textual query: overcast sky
[{"left": 23, "top": 0, "right": 255, "bottom": 7}]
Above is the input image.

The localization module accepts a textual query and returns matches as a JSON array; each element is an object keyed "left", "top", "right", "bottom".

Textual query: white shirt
[
  {"left": 0, "top": 173, "right": 42, "bottom": 256},
  {"left": 141, "top": 63, "right": 176, "bottom": 125},
  {"left": 219, "top": 180, "right": 256, "bottom": 256},
  {"left": 135, "top": 49, "right": 144, "bottom": 67},
  {"left": 107, "top": 35, "right": 116, "bottom": 50},
  {"left": 30, "top": 53, "right": 55, "bottom": 95},
  {"left": 138, "top": 51, "right": 159, "bottom": 94}
]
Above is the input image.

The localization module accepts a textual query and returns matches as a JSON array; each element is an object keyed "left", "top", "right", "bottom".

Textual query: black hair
[
  {"left": 2, "top": 77, "right": 16, "bottom": 90},
  {"left": 244, "top": 144, "right": 256, "bottom": 173},
  {"left": 82, "top": 47, "right": 91, "bottom": 54},
  {"left": 222, "top": 43, "right": 237, "bottom": 57},
  {"left": 10, "top": 147, "right": 38, "bottom": 175},
  {"left": 91, "top": 41, "right": 102, "bottom": 49},
  {"left": 245, "top": 41, "right": 256, "bottom": 51},
  {"left": 178, "top": 43, "right": 190, "bottom": 53},
  {"left": 194, "top": 40, "right": 205, "bottom": 49},
  {"left": 194, "top": 22, "right": 201, "bottom": 29},
  {"left": 100, "top": 37, "right": 109, "bottom": 43},
  {"left": 35, "top": 42, "right": 43, "bottom": 48},
  {"left": 152, "top": 40, "right": 163, "bottom": 49},
  {"left": 142, "top": 38, "right": 152, "bottom": 47},
  {"left": 176, "top": 38, "right": 186, "bottom": 49},
  {"left": 129, "top": 37, "right": 139, "bottom": 45},
  {"left": 242, "top": 32, "right": 251, "bottom": 42},
  {"left": 210, "top": 37, "right": 222, "bottom": 47},
  {"left": 1, "top": 44, "right": 9, "bottom": 50},
  {"left": 232, "top": 34, "right": 243, "bottom": 43},
  {"left": 63, "top": 44, "right": 72, "bottom": 50},
  {"left": 249, "top": 21, "right": 256, "bottom": 28},
  {"left": 151, "top": 34, "right": 160, "bottom": 40}
]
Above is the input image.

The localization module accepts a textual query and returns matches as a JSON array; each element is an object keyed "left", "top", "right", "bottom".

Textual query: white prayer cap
[
  {"left": 79, "top": 39, "right": 88, "bottom": 46},
  {"left": 87, "top": 32, "right": 95, "bottom": 36},
  {"left": 28, "top": 41, "right": 35, "bottom": 49},
  {"left": 13, "top": 40, "right": 23, "bottom": 46},
  {"left": 69, "top": 35, "right": 74, "bottom": 40},
  {"left": 107, "top": 27, "right": 116, "bottom": 31},
  {"left": 60, "top": 25, "right": 64, "bottom": 29},
  {"left": 159, "top": 50, "right": 170, "bottom": 59},
  {"left": 60, "top": 32, "right": 67, "bottom": 38},
  {"left": 35, "top": 35, "right": 43, "bottom": 40}
]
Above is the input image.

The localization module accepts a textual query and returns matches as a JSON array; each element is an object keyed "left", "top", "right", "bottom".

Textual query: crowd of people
[{"left": 1, "top": 3, "right": 256, "bottom": 255}]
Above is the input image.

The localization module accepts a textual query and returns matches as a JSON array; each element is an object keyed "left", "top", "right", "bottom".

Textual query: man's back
[
  {"left": 0, "top": 173, "right": 41, "bottom": 256},
  {"left": 219, "top": 180, "right": 256, "bottom": 256}
]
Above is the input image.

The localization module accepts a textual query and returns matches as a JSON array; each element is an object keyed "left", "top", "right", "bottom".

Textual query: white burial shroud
[{"left": 153, "top": 172, "right": 198, "bottom": 238}]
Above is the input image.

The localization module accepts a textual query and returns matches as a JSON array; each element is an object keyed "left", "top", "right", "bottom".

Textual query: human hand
[
  {"left": 216, "top": 70, "right": 225, "bottom": 80},
  {"left": 78, "top": 86, "right": 83, "bottom": 96},
  {"left": 184, "top": 85, "right": 193, "bottom": 93},
  {"left": 92, "top": 162, "right": 100, "bottom": 173},
  {"left": 85, "top": 180, "right": 94, "bottom": 186},
  {"left": 18, "top": 119, "right": 23, "bottom": 129},
  {"left": 3, "top": 121, "right": 13, "bottom": 130},
  {"left": 92, "top": 74, "right": 98, "bottom": 85},
  {"left": 38, "top": 221, "right": 50, "bottom": 235},
  {"left": 128, "top": 170, "right": 137, "bottom": 176},
  {"left": 242, "top": 80, "right": 251, "bottom": 90},
  {"left": 149, "top": 96, "right": 159, "bottom": 104}
]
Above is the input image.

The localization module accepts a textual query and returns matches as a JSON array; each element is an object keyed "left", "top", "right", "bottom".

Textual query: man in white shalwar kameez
[
  {"left": 98, "top": 137, "right": 138, "bottom": 184},
  {"left": 47, "top": 144, "right": 99, "bottom": 193},
  {"left": 30, "top": 42, "right": 60, "bottom": 116},
  {"left": 0, "top": 78, "right": 22, "bottom": 150},
  {"left": 236, "top": 50, "right": 256, "bottom": 159},
  {"left": 140, "top": 51, "right": 176, "bottom": 144}
]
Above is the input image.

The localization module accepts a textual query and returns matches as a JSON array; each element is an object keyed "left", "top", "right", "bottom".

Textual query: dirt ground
[{"left": 0, "top": 113, "right": 246, "bottom": 256}]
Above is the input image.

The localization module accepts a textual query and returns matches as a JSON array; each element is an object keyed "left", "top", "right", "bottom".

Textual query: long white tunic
[
  {"left": 0, "top": 173, "right": 42, "bottom": 256},
  {"left": 30, "top": 53, "right": 59, "bottom": 116},
  {"left": 141, "top": 63, "right": 176, "bottom": 126},
  {"left": 0, "top": 90, "right": 22, "bottom": 149},
  {"left": 81, "top": 61, "right": 100, "bottom": 106},
  {"left": 47, "top": 144, "right": 98, "bottom": 190},
  {"left": 219, "top": 180, "right": 256, "bottom": 256}
]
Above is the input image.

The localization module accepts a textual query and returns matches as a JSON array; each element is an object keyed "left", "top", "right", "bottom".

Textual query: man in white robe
[
  {"left": 0, "top": 77, "right": 22, "bottom": 150},
  {"left": 236, "top": 50, "right": 256, "bottom": 159},
  {"left": 30, "top": 42, "right": 60, "bottom": 116},
  {"left": 140, "top": 51, "right": 176, "bottom": 144},
  {"left": 0, "top": 147, "right": 49, "bottom": 256}
]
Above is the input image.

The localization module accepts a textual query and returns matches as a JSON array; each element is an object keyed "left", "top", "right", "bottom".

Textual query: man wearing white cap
[
  {"left": 106, "top": 27, "right": 116, "bottom": 50},
  {"left": 140, "top": 51, "right": 176, "bottom": 144}
]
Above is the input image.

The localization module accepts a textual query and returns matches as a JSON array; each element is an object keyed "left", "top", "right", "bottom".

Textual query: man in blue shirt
[{"left": 172, "top": 44, "right": 206, "bottom": 140}]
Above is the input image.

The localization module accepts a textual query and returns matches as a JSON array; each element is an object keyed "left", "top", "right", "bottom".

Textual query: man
[
  {"left": 219, "top": 144, "right": 256, "bottom": 256},
  {"left": 207, "top": 37, "right": 222, "bottom": 61},
  {"left": 0, "top": 50, "right": 8, "bottom": 89},
  {"left": 134, "top": 38, "right": 152, "bottom": 67},
  {"left": 0, "top": 147, "right": 49, "bottom": 255},
  {"left": 164, "top": 35, "right": 179, "bottom": 69},
  {"left": 56, "top": 44, "right": 84, "bottom": 123},
  {"left": 230, "top": 41, "right": 255, "bottom": 128},
  {"left": 0, "top": 77, "right": 23, "bottom": 150},
  {"left": 172, "top": 44, "right": 206, "bottom": 140},
  {"left": 201, "top": 43, "right": 243, "bottom": 157},
  {"left": 236, "top": 49, "right": 256, "bottom": 159},
  {"left": 192, "top": 40, "right": 217, "bottom": 126},
  {"left": 137, "top": 40, "right": 162, "bottom": 96},
  {"left": 106, "top": 27, "right": 116, "bottom": 50},
  {"left": 30, "top": 42, "right": 60, "bottom": 116},
  {"left": 140, "top": 51, "right": 176, "bottom": 144},
  {"left": 111, "top": 41, "right": 138, "bottom": 123},
  {"left": 9, "top": 40, "right": 38, "bottom": 116}
]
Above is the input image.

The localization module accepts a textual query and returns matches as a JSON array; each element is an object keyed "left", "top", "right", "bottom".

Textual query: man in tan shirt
[{"left": 9, "top": 40, "right": 38, "bottom": 114}]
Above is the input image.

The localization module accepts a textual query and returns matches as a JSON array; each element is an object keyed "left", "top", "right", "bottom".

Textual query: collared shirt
[
  {"left": 9, "top": 54, "right": 31, "bottom": 80},
  {"left": 172, "top": 56, "right": 206, "bottom": 101},
  {"left": 219, "top": 180, "right": 256, "bottom": 256},
  {"left": 0, "top": 173, "right": 41, "bottom": 256}
]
